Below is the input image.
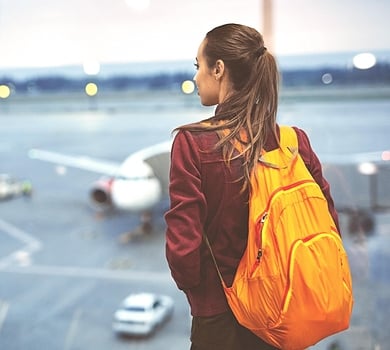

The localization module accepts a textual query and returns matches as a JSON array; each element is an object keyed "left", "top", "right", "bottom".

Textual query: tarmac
[{"left": 0, "top": 94, "right": 389, "bottom": 350}]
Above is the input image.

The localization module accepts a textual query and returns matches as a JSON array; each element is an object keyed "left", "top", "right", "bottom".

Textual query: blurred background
[{"left": 0, "top": 1, "right": 389, "bottom": 349}]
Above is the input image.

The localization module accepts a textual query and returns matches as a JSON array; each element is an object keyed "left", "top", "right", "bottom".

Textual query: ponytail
[{"left": 177, "top": 23, "right": 280, "bottom": 193}]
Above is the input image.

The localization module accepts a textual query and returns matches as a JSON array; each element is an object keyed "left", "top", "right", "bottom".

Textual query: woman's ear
[{"left": 214, "top": 59, "right": 225, "bottom": 80}]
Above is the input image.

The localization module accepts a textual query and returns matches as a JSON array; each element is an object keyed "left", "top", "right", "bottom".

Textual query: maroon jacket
[{"left": 165, "top": 125, "right": 339, "bottom": 317}]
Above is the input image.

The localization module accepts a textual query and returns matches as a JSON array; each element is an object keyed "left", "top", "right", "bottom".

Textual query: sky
[{"left": 0, "top": 0, "right": 389, "bottom": 69}]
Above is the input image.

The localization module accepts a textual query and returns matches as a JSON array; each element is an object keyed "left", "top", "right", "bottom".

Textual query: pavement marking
[
  {"left": 64, "top": 308, "right": 82, "bottom": 350},
  {"left": 0, "top": 219, "right": 42, "bottom": 249},
  {"left": 0, "top": 218, "right": 42, "bottom": 269},
  {"left": 0, "top": 218, "right": 173, "bottom": 284},
  {"left": 0, "top": 300, "right": 9, "bottom": 332},
  {"left": 0, "top": 264, "right": 173, "bottom": 283}
]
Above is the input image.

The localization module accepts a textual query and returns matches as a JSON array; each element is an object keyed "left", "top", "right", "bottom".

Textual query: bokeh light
[
  {"left": 353, "top": 53, "right": 376, "bottom": 69},
  {"left": 83, "top": 60, "right": 101, "bottom": 75},
  {"left": 382, "top": 150, "right": 390, "bottom": 161},
  {"left": 358, "top": 162, "right": 377, "bottom": 175},
  {"left": 181, "top": 80, "right": 195, "bottom": 94},
  {"left": 0, "top": 84, "right": 11, "bottom": 99},
  {"left": 321, "top": 73, "right": 333, "bottom": 85},
  {"left": 85, "top": 82, "right": 98, "bottom": 96}
]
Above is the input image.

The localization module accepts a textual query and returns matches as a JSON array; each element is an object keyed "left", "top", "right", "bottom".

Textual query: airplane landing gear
[{"left": 119, "top": 211, "right": 154, "bottom": 244}]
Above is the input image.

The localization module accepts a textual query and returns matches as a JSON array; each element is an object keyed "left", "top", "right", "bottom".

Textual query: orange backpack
[{"left": 205, "top": 126, "right": 353, "bottom": 350}]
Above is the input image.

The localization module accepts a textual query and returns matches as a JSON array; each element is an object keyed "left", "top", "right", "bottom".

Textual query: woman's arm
[{"left": 165, "top": 130, "right": 208, "bottom": 290}]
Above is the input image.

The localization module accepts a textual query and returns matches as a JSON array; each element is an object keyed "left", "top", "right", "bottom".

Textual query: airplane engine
[{"left": 90, "top": 177, "right": 114, "bottom": 210}]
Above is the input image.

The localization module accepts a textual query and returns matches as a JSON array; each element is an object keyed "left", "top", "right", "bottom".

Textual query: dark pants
[{"left": 190, "top": 310, "right": 279, "bottom": 350}]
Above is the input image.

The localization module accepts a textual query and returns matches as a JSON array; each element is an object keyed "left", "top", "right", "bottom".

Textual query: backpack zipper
[
  {"left": 250, "top": 180, "right": 316, "bottom": 275},
  {"left": 256, "top": 212, "right": 267, "bottom": 261},
  {"left": 250, "top": 212, "right": 267, "bottom": 275}
]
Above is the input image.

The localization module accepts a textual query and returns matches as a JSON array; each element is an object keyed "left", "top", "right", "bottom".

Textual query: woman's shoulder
[
  {"left": 174, "top": 127, "right": 219, "bottom": 148},
  {"left": 287, "top": 125, "right": 319, "bottom": 166},
  {"left": 290, "top": 126, "right": 313, "bottom": 150}
]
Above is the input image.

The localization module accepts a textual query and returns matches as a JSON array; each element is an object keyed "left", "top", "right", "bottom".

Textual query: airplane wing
[
  {"left": 124, "top": 141, "right": 172, "bottom": 163},
  {"left": 118, "top": 141, "right": 172, "bottom": 194},
  {"left": 28, "top": 141, "right": 173, "bottom": 189},
  {"left": 319, "top": 150, "right": 390, "bottom": 165},
  {"left": 28, "top": 149, "right": 121, "bottom": 175},
  {"left": 29, "top": 143, "right": 388, "bottom": 177}
]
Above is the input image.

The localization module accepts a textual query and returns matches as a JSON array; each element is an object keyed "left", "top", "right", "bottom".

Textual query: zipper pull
[{"left": 256, "top": 213, "right": 267, "bottom": 262}]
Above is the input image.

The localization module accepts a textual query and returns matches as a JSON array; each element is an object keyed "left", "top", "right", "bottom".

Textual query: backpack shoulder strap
[
  {"left": 258, "top": 126, "right": 298, "bottom": 169},
  {"left": 279, "top": 125, "right": 298, "bottom": 155}
]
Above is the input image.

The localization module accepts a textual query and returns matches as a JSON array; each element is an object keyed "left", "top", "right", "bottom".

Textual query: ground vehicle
[
  {"left": 112, "top": 293, "right": 174, "bottom": 336},
  {"left": 0, "top": 174, "right": 32, "bottom": 200}
]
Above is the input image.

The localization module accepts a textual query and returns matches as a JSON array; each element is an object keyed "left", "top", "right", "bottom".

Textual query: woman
[{"left": 165, "top": 23, "right": 339, "bottom": 350}]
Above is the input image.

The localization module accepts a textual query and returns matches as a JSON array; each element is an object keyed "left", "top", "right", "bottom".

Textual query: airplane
[
  {"left": 28, "top": 141, "right": 172, "bottom": 237},
  {"left": 0, "top": 173, "right": 33, "bottom": 201},
  {"left": 28, "top": 142, "right": 389, "bottom": 233}
]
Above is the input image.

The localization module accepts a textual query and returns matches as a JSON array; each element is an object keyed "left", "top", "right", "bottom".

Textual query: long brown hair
[{"left": 178, "top": 23, "right": 280, "bottom": 192}]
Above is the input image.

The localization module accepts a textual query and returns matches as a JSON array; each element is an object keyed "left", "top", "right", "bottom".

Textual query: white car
[{"left": 112, "top": 293, "right": 174, "bottom": 336}]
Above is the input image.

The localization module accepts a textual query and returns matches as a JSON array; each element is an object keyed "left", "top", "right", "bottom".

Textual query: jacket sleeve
[
  {"left": 294, "top": 127, "right": 341, "bottom": 233},
  {"left": 164, "top": 130, "right": 207, "bottom": 290}
]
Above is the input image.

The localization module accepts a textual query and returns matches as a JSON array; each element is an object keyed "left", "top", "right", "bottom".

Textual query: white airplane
[
  {"left": 0, "top": 174, "right": 33, "bottom": 201},
  {"left": 28, "top": 142, "right": 389, "bottom": 233},
  {"left": 28, "top": 141, "right": 172, "bottom": 235}
]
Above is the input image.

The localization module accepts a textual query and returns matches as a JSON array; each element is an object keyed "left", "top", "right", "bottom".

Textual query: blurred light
[
  {"left": 85, "top": 83, "right": 98, "bottom": 96},
  {"left": 14, "top": 250, "right": 31, "bottom": 267},
  {"left": 0, "top": 84, "right": 11, "bottom": 99},
  {"left": 55, "top": 165, "right": 67, "bottom": 176},
  {"left": 358, "top": 162, "right": 377, "bottom": 175},
  {"left": 125, "top": 0, "right": 150, "bottom": 11},
  {"left": 321, "top": 73, "right": 333, "bottom": 85},
  {"left": 181, "top": 80, "right": 195, "bottom": 94},
  {"left": 83, "top": 61, "right": 100, "bottom": 75},
  {"left": 353, "top": 53, "right": 376, "bottom": 69},
  {"left": 382, "top": 150, "right": 390, "bottom": 161}
]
